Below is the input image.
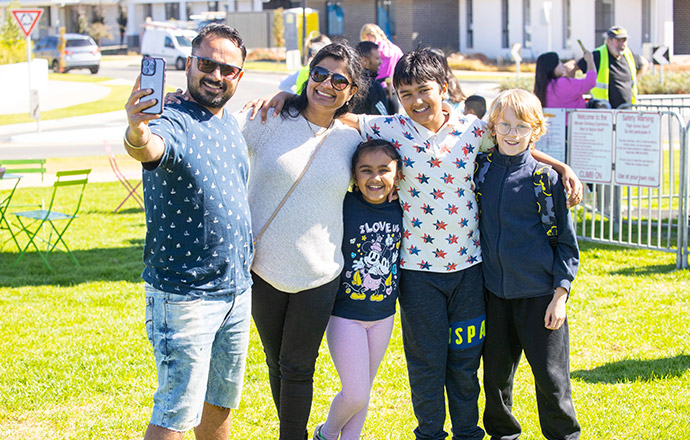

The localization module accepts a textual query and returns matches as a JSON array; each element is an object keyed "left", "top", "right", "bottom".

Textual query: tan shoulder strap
[{"left": 253, "top": 133, "right": 329, "bottom": 245}]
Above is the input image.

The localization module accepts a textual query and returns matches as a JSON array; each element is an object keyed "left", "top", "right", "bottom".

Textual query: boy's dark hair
[
  {"left": 393, "top": 48, "right": 446, "bottom": 90},
  {"left": 424, "top": 48, "right": 465, "bottom": 104},
  {"left": 356, "top": 41, "right": 379, "bottom": 58},
  {"left": 351, "top": 139, "right": 402, "bottom": 191},
  {"left": 192, "top": 24, "right": 247, "bottom": 61},
  {"left": 464, "top": 95, "right": 487, "bottom": 119},
  {"left": 282, "top": 42, "right": 362, "bottom": 119}
]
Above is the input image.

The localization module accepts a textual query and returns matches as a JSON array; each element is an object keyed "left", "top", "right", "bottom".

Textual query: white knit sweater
[{"left": 236, "top": 110, "right": 363, "bottom": 292}]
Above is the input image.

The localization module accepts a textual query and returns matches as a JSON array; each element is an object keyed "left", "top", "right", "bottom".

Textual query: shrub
[
  {"left": 499, "top": 76, "right": 535, "bottom": 92},
  {"left": 637, "top": 71, "right": 690, "bottom": 95}
]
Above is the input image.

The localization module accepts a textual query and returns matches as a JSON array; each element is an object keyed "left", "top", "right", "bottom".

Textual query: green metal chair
[
  {"left": 12, "top": 169, "right": 91, "bottom": 271},
  {"left": 0, "top": 173, "right": 22, "bottom": 251},
  {"left": 0, "top": 159, "right": 47, "bottom": 209}
]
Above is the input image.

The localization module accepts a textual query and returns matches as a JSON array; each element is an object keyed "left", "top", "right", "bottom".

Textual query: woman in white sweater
[{"left": 236, "top": 43, "right": 363, "bottom": 440}]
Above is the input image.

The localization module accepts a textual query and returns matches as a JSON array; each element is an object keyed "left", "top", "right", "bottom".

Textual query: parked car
[
  {"left": 140, "top": 25, "right": 196, "bottom": 70},
  {"left": 33, "top": 34, "right": 101, "bottom": 74}
]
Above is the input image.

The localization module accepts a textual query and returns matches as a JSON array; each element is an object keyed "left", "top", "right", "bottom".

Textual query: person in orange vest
[{"left": 578, "top": 25, "right": 648, "bottom": 109}]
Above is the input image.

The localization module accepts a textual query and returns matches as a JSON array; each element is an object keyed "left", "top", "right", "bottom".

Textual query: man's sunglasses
[
  {"left": 190, "top": 55, "right": 243, "bottom": 79},
  {"left": 309, "top": 66, "right": 352, "bottom": 91}
]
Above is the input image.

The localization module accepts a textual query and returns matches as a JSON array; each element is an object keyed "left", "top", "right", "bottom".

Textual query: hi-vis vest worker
[{"left": 591, "top": 44, "right": 638, "bottom": 104}]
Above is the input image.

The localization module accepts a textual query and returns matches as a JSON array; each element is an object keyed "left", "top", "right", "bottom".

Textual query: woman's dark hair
[
  {"left": 534, "top": 52, "right": 560, "bottom": 108},
  {"left": 393, "top": 48, "right": 446, "bottom": 90},
  {"left": 425, "top": 48, "right": 465, "bottom": 104},
  {"left": 281, "top": 42, "right": 362, "bottom": 120},
  {"left": 350, "top": 139, "right": 402, "bottom": 192}
]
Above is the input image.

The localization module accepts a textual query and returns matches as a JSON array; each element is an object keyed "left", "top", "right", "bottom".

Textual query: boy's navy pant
[
  {"left": 399, "top": 264, "right": 486, "bottom": 440},
  {"left": 483, "top": 290, "right": 580, "bottom": 440}
]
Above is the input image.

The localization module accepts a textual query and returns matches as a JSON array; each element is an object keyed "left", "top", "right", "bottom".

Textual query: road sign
[
  {"left": 11, "top": 9, "right": 43, "bottom": 37},
  {"left": 510, "top": 43, "right": 523, "bottom": 63},
  {"left": 652, "top": 45, "right": 670, "bottom": 65}
]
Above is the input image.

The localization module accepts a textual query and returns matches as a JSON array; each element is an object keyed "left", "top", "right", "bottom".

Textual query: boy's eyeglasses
[
  {"left": 309, "top": 66, "right": 351, "bottom": 91},
  {"left": 190, "top": 55, "right": 243, "bottom": 79},
  {"left": 495, "top": 122, "right": 532, "bottom": 137}
]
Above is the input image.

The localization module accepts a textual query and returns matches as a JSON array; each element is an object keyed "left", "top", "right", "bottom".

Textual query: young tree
[{"left": 0, "top": 2, "right": 28, "bottom": 65}]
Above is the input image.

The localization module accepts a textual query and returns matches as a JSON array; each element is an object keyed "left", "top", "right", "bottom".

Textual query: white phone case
[{"left": 140, "top": 57, "right": 166, "bottom": 114}]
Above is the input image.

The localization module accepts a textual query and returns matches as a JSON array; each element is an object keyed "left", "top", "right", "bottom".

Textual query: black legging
[{"left": 251, "top": 272, "right": 339, "bottom": 440}]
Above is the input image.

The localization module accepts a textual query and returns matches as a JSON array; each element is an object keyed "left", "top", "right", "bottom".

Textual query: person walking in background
[
  {"left": 352, "top": 41, "right": 394, "bottom": 115},
  {"left": 534, "top": 48, "right": 596, "bottom": 109},
  {"left": 123, "top": 24, "right": 253, "bottom": 440},
  {"left": 478, "top": 89, "right": 580, "bottom": 440},
  {"left": 360, "top": 23, "right": 403, "bottom": 113},
  {"left": 578, "top": 25, "right": 648, "bottom": 109},
  {"left": 279, "top": 33, "right": 332, "bottom": 94},
  {"left": 313, "top": 139, "right": 403, "bottom": 440}
]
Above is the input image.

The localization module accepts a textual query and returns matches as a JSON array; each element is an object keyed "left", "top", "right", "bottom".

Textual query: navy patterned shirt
[{"left": 143, "top": 101, "right": 253, "bottom": 296}]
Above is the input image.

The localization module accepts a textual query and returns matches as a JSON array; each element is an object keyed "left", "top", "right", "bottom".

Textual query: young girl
[
  {"left": 314, "top": 139, "right": 403, "bottom": 440},
  {"left": 477, "top": 89, "right": 580, "bottom": 439}
]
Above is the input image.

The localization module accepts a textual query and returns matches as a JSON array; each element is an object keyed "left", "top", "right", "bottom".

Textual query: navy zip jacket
[{"left": 477, "top": 148, "right": 579, "bottom": 299}]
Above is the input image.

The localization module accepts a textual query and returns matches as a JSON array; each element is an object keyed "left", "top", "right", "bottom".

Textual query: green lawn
[{"left": 1, "top": 176, "right": 689, "bottom": 439}]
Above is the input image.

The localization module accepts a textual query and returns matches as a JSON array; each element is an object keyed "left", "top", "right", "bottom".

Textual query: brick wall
[
  {"left": 411, "top": 0, "right": 459, "bottom": 52},
  {"left": 303, "top": 0, "right": 460, "bottom": 53}
]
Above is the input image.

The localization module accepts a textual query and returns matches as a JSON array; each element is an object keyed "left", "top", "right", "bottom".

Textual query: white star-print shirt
[
  {"left": 360, "top": 105, "right": 492, "bottom": 273},
  {"left": 144, "top": 101, "right": 253, "bottom": 296}
]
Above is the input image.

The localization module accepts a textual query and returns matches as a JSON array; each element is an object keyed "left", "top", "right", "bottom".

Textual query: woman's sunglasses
[
  {"left": 190, "top": 55, "right": 243, "bottom": 79},
  {"left": 309, "top": 66, "right": 351, "bottom": 91}
]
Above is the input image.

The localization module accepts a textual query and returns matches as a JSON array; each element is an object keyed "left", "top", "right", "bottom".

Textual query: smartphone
[
  {"left": 140, "top": 56, "right": 166, "bottom": 114},
  {"left": 577, "top": 39, "right": 586, "bottom": 52}
]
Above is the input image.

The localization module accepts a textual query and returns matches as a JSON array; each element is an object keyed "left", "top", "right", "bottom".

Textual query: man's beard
[{"left": 188, "top": 77, "right": 231, "bottom": 109}]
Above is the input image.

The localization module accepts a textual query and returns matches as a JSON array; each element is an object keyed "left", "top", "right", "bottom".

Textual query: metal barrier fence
[{"left": 569, "top": 105, "right": 689, "bottom": 269}]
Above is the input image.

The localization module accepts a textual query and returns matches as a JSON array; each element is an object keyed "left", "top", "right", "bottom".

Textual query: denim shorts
[{"left": 144, "top": 283, "right": 252, "bottom": 432}]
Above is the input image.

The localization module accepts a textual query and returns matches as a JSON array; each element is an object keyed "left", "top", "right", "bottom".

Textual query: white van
[{"left": 141, "top": 25, "right": 197, "bottom": 70}]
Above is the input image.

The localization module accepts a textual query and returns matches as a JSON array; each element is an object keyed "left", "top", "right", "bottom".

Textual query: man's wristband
[{"left": 124, "top": 127, "right": 149, "bottom": 150}]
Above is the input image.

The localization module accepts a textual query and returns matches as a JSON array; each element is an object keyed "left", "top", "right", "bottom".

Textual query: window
[
  {"left": 165, "top": 2, "right": 180, "bottom": 20},
  {"left": 595, "top": 0, "right": 614, "bottom": 45},
  {"left": 143, "top": 4, "right": 153, "bottom": 21},
  {"left": 376, "top": 0, "right": 395, "bottom": 39},
  {"left": 523, "top": 0, "right": 531, "bottom": 48},
  {"left": 642, "top": 0, "right": 651, "bottom": 43},
  {"left": 327, "top": 1, "right": 344, "bottom": 36},
  {"left": 563, "top": 0, "right": 571, "bottom": 48},
  {"left": 466, "top": 0, "right": 473, "bottom": 49},
  {"left": 501, "top": 0, "right": 509, "bottom": 48}
]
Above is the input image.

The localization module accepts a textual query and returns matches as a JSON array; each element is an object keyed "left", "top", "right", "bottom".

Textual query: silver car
[{"left": 34, "top": 34, "right": 101, "bottom": 74}]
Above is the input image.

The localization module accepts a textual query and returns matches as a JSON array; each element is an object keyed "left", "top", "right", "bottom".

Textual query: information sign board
[
  {"left": 614, "top": 112, "right": 662, "bottom": 187},
  {"left": 568, "top": 110, "right": 614, "bottom": 184}
]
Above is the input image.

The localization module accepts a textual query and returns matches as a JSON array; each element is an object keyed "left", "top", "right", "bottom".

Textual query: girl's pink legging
[{"left": 320, "top": 314, "right": 395, "bottom": 440}]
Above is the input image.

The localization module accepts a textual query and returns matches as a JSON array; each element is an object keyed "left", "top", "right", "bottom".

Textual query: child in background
[
  {"left": 463, "top": 94, "right": 487, "bottom": 119},
  {"left": 477, "top": 89, "right": 580, "bottom": 440},
  {"left": 314, "top": 139, "right": 403, "bottom": 440}
]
